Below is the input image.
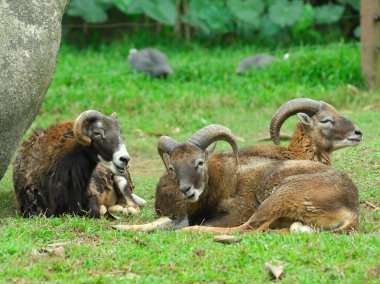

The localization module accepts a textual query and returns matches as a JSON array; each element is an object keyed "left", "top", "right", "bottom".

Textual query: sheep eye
[
  {"left": 320, "top": 119, "right": 334, "bottom": 124},
  {"left": 93, "top": 129, "right": 105, "bottom": 138},
  {"left": 196, "top": 161, "right": 204, "bottom": 169}
]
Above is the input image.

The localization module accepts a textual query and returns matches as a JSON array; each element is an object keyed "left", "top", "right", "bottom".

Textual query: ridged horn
[
  {"left": 157, "top": 136, "right": 179, "bottom": 171},
  {"left": 73, "top": 110, "right": 104, "bottom": 145},
  {"left": 187, "top": 124, "right": 238, "bottom": 164},
  {"left": 270, "top": 98, "right": 322, "bottom": 145}
]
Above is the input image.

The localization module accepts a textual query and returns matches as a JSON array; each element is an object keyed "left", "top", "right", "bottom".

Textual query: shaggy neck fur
[{"left": 288, "top": 123, "right": 331, "bottom": 165}]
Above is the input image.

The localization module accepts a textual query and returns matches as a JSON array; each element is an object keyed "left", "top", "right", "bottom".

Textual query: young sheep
[
  {"left": 87, "top": 162, "right": 146, "bottom": 217},
  {"left": 154, "top": 98, "right": 362, "bottom": 219},
  {"left": 13, "top": 110, "right": 141, "bottom": 217},
  {"left": 113, "top": 125, "right": 359, "bottom": 233}
]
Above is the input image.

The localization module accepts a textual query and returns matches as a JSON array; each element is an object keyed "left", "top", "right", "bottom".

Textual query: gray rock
[
  {"left": 0, "top": 0, "right": 68, "bottom": 180},
  {"left": 236, "top": 53, "right": 275, "bottom": 74},
  {"left": 128, "top": 48, "right": 173, "bottom": 78}
]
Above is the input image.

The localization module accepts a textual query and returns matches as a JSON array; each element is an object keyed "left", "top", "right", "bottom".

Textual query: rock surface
[{"left": 0, "top": 0, "right": 68, "bottom": 180}]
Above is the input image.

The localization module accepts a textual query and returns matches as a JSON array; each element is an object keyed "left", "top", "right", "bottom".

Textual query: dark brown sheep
[{"left": 13, "top": 110, "right": 139, "bottom": 217}]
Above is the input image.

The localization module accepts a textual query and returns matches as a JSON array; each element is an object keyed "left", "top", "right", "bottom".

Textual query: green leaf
[
  {"left": 227, "top": 0, "right": 264, "bottom": 25},
  {"left": 199, "top": 5, "right": 234, "bottom": 34},
  {"left": 259, "top": 14, "right": 282, "bottom": 37},
  {"left": 66, "top": 0, "right": 110, "bottom": 23},
  {"left": 182, "top": 0, "right": 233, "bottom": 34},
  {"left": 111, "top": 0, "right": 132, "bottom": 14},
  {"left": 291, "top": 3, "right": 314, "bottom": 33},
  {"left": 337, "top": 0, "right": 359, "bottom": 11},
  {"left": 127, "top": 0, "right": 144, "bottom": 14},
  {"left": 269, "top": 0, "right": 304, "bottom": 27},
  {"left": 142, "top": 0, "right": 177, "bottom": 26},
  {"left": 314, "top": 4, "right": 345, "bottom": 25}
]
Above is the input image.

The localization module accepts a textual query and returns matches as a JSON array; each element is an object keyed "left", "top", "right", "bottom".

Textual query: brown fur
[
  {"left": 13, "top": 113, "right": 135, "bottom": 217},
  {"left": 115, "top": 143, "right": 359, "bottom": 233},
  {"left": 155, "top": 102, "right": 362, "bottom": 219},
  {"left": 88, "top": 163, "right": 140, "bottom": 214}
]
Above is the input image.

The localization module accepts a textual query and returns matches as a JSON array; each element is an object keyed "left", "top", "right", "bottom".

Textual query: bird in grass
[{"left": 128, "top": 48, "right": 173, "bottom": 78}]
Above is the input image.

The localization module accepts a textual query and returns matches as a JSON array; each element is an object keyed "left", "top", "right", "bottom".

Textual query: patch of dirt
[{"left": 129, "top": 155, "right": 164, "bottom": 178}]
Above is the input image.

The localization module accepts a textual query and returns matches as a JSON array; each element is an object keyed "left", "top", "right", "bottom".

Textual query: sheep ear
[
  {"left": 162, "top": 153, "right": 170, "bottom": 170},
  {"left": 205, "top": 143, "right": 217, "bottom": 160},
  {"left": 63, "top": 129, "right": 75, "bottom": 138},
  {"left": 296, "top": 112, "right": 313, "bottom": 126}
]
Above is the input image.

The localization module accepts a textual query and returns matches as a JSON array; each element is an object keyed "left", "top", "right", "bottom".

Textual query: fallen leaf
[
  {"left": 213, "top": 235, "right": 242, "bottom": 244},
  {"left": 265, "top": 262, "right": 284, "bottom": 281},
  {"left": 47, "top": 246, "right": 65, "bottom": 257},
  {"left": 364, "top": 201, "right": 380, "bottom": 211},
  {"left": 133, "top": 236, "right": 152, "bottom": 247},
  {"left": 32, "top": 246, "right": 65, "bottom": 258},
  {"left": 47, "top": 241, "right": 70, "bottom": 248},
  {"left": 195, "top": 248, "right": 205, "bottom": 256}
]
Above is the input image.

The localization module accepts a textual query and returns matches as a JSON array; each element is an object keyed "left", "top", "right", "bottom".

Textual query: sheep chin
[
  {"left": 332, "top": 138, "right": 361, "bottom": 150},
  {"left": 97, "top": 156, "right": 124, "bottom": 175},
  {"left": 184, "top": 185, "right": 205, "bottom": 203}
]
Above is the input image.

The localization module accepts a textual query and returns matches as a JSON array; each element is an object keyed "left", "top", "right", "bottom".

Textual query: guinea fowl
[{"left": 128, "top": 48, "right": 173, "bottom": 78}]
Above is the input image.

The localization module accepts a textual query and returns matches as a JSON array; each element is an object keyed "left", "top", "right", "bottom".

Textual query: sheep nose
[
  {"left": 180, "top": 185, "right": 191, "bottom": 194},
  {"left": 119, "top": 156, "right": 130, "bottom": 165},
  {"left": 354, "top": 129, "right": 362, "bottom": 137}
]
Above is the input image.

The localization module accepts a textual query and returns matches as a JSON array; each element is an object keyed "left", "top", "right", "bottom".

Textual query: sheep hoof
[
  {"left": 122, "top": 208, "right": 130, "bottom": 216},
  {"left": 126, "top": 206, "right": 140, "bottom": 215},
  {"left": 108, "top": 205, "right": 124, "bottom": 213},
  {"left": 290, "top": 222, "right": 315, "bottom": 233},
  {"left": 99, "top": 205, "right": 107, "bottom": 217}
]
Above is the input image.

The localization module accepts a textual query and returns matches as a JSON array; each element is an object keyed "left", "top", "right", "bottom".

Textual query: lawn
[{"left": 0, "top": 37, "right": 379, "bottom": 283}]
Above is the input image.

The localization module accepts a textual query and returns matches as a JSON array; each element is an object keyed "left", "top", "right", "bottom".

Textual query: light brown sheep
[
  {"left": 113, "top": 125, "right": 358, "bottom": 233},
  {"left": 154, "top": 98, "right": 362, "bottom": 220}
]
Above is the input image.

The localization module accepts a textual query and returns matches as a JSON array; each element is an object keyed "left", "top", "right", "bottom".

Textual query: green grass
[{"left": 0, "top": 38, "right": 379, "bottom": 283}]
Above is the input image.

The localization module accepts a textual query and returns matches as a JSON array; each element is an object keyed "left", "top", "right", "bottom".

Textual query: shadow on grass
[{"left": 0, "top": 189, "right": 16, "bottom": 218}]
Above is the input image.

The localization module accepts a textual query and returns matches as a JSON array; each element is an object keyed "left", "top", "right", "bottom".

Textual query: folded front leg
[{"left": 112, "top": 216, "right": 189, "bottom": 232}]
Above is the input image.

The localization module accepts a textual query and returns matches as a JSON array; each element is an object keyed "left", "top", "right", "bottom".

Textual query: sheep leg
[
  {"left": 238, "top": 182, "right": 358, "bottom": 233},
  {"left": 182, "top": 179, "right": 358, "bottom": 234},
  {"left": 99, "top": 205, "right": 107, "bottom": 217},
  {"left": 87, "top": 196, "right": 101, "bottom": 218},
  {"left": 108, "top": 205, "right": 125, "bottom": 213},
  {"left": 112, "top": 216, "right": 189, "bottom": 232}
]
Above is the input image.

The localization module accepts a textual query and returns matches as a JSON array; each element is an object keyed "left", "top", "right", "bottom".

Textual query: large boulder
[{"left": 0, "top": 0, "right": 68, "bottom": 180}]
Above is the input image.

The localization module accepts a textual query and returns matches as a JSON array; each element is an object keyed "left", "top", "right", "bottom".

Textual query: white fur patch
[
  {"left": 181, "top": 185, "right": 205, "bottom": 203},
  {"left": 112, "top": 141, "right": 130, "bottom": 168},
  {"left": 114, "top": 175, "right": 128, "bottom": 189},
  {"left": 131, "top": 194, "right": 147, "bottom": 207}
]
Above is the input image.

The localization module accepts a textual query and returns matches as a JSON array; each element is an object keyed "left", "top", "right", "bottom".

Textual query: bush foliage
[{"left": 65, "top": 0, "right": 360, "bottom": 42}]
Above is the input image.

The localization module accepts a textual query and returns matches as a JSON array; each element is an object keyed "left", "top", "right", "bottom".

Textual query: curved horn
[
  {"left": 270, "top": 98, "right": 322, "bottom": 145},
  {"left": 187, "top": 124, "right": 238, "bottom": 164},
  {"left": 157, "top": 136, "right": 179, "bottom": 171},
  {"left": 73, "top": 110, "right": 104, "bottom": 145}
]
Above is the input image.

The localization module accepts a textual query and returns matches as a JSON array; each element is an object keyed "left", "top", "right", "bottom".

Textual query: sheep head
[
  {"left": 157, "top": 125, "right": 238, "bottom": 203},
  {"left": 270, "top": 98, "right": 362, "bottom": 152},
  {"left": 66, "top": 110, "right": 130, "bottom": 174}
]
